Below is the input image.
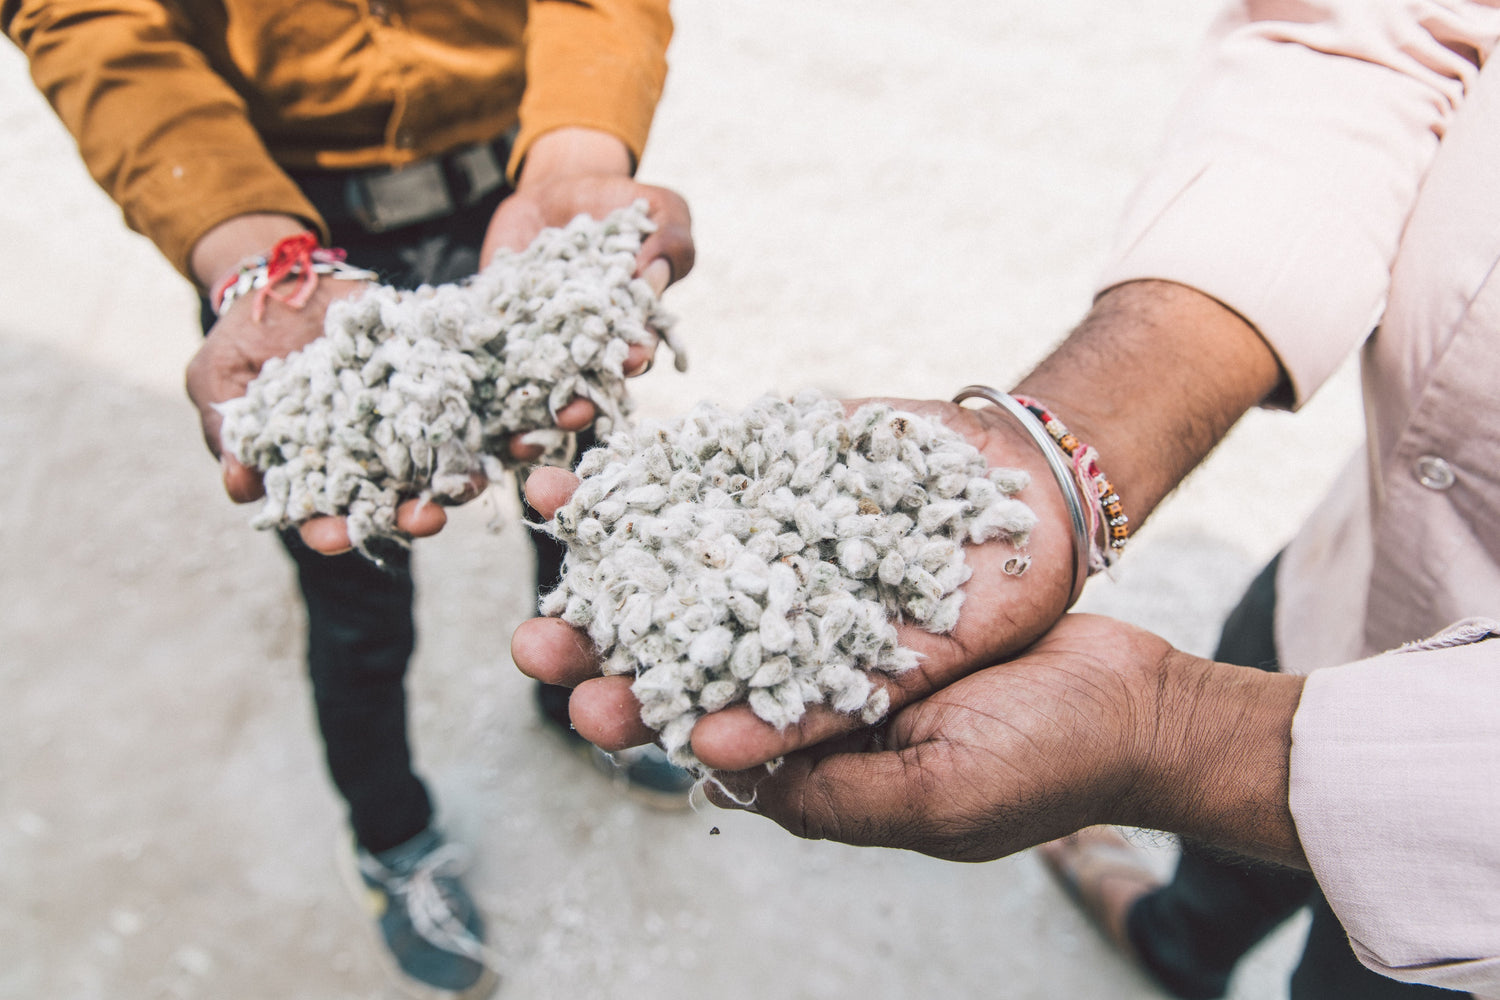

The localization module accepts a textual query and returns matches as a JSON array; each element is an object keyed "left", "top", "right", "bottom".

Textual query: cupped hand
[
  {"left": 702, "top": 613, "right": 1172, "bottom": 862},
  {"left": 484, "top": 167, "right": 695, "bottom": 461},
  {"left": 510, "top": 396, "right": 1083, "bottom": 769},
  {"left": 185, "top": 278, "right": 463, "bottom": 554}
]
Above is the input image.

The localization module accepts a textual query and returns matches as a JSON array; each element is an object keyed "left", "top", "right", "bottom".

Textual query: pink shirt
[{"left": 1098, "top": 1, "right": 1500, "bottom": 992}]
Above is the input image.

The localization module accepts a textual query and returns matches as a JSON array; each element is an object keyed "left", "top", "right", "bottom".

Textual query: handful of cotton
[
  {"left": 540, "top": 391, "right": 1038, "bottom": 772},
  {"left": 217, "top": 202, "right": 679, "bottom": 551}
]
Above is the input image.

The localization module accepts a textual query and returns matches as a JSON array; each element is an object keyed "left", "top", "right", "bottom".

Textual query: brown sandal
[{"left": 1038, "top": 826, "right": 1163, "bottom": 960}]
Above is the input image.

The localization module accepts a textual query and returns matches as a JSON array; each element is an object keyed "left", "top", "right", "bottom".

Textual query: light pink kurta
[{"left": 1097, "top": 1, "right": 1500, "bottom": 992}]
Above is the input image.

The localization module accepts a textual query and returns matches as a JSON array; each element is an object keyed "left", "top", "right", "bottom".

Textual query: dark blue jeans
[
  {"left": 199, "top": 176, "right": 578, "bottom": 853},
  {"left": 1125, "top": 557, "right": 1459, "bottom": 999}
]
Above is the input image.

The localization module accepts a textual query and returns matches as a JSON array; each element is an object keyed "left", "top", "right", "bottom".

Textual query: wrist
[
  {"left": 1122, "top": 650, "right": 1308, "bottom": 868},
  {"left": 1014, "top": 280, "right": 1284, "bottom": 532},
  {"left": 191, "top": 213, "right": 312, "bottom": 292},
  {"left": 208, "top": 231, "right": 377, "bottom": 322},
  {"left": 517, "top": 127, "right": 634, "bottom": 190}
]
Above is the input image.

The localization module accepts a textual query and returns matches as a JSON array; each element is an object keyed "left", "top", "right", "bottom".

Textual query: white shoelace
[{"left": 371, "top": 843, "right": 503, "bottom": 969}]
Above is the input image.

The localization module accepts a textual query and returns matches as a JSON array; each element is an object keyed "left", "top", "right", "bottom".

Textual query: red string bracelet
[
  {"left": 1012, "top": 396, "right": 1129, "bottom": 571},
  {"left": 210, "top": 232, "right": 378, "bottom": 321}
]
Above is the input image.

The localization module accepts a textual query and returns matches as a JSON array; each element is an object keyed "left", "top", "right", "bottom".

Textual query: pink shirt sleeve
[
  {"left": 1290, "top": 619, "right": 1500, "bottom": 994},
  {"left": 1096, "top": 0, "right": 1500, "bottom": 407}
]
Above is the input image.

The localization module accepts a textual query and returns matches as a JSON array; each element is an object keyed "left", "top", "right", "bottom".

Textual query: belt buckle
[
  {"left": 346, "top": 159, "right": 454, "bottom": 232},
  {"left": 451, "top": 142, "right": 505, "bottom": 205}
]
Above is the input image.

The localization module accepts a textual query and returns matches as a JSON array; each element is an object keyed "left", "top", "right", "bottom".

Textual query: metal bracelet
[{"left": 952, "top": 384, "right": 1091, "bottom": 608}]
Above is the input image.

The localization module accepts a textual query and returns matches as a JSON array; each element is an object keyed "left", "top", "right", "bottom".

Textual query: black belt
[{"left": 289, "top": 130, "right": 515, "bottom": 235}]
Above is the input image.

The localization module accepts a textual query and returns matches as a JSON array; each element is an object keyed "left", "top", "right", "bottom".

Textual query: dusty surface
[{"left": 1, "top": 3, "right": 1364, "bottom": 998}]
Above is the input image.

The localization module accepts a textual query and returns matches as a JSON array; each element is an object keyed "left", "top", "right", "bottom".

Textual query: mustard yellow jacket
[{"left": 3, "top": 0, "right": 672, "bottom": 275}]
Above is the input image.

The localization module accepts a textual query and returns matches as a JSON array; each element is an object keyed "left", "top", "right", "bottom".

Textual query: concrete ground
[{"left": 2, "top": 2, "right": 1365, "bottom": 997}]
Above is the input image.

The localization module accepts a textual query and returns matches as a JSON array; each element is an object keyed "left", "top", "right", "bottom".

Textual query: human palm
[{"left": 512, "top": 395, "right": 1080, "bottom": 770}]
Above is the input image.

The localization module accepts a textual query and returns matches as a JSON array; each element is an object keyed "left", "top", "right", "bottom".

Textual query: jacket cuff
[
  {"left": 507, "top": 1, "right": 671, "bottom": 181},
  {"left": 130, "top": 162, "right": 327, "bottom": 282}
]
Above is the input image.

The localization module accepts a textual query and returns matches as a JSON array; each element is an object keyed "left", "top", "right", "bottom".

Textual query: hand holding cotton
[
  {"left": 217, "top": 202, "right": 680, "bottom": 551},
  {"left": 540, "top": 391, "right": 1037, "bottom": 772}
]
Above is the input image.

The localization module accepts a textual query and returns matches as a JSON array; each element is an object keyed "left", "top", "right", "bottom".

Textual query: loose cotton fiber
[
  {"left": 218, "top": 202, "right": 679, "bottom": 551},
  {"left": 541, "top": 391, "right": 1037, "bottom": 772}
]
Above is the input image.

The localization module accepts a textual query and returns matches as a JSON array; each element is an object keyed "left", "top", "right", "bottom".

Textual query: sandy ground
[{"left": 1, "top": 3, "right": 1368, "bottom": 998}]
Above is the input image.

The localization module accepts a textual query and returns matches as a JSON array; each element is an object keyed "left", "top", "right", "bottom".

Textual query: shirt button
[
  {"left": 1414, "top": 455, "right": 1456, "bottom": 491},
  {"left": 369, "top": 0, "right": 389, "bottom": 19}
]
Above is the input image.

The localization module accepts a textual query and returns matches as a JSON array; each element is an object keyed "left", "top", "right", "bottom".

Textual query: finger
[
  {"left": 523, "top": 466, "right": 582, "bottom": 519},
  {"left": 506, "top": 399, "right": 598, "bottom": 460},
  {"left": 508, "top": 435, "right": 545, "bottom": 462},
  {"left": 625, "top": 341, "right": 657, "bottom": 378},
  {"left": 299, "top": 516, "right": 353, "bottom": 555},
  {"left": 568, "top": 674, "right": 660, "bottom": 749},
  {"left": 395, "top": 497, "right": 449, "bottom": 538},
  {"left": 731, "top": 747, "right": 931, "bottom": 848},
  {"left": 434, "top": 472, "right": 489, "bottom": 506},
  {"left": 702, "top": 767, "right": 769, "bottom": 810},
  {"left": 481, "top": 201, "right": 546, "bottom": 263},
  {"left": 552, "top": 396, "right": 597, "bottom": 432},
  {"left": 511, "top": 616, "right": 603, "bottom": 687},
  {"left": 221, "top": 454, "right": 266, "bottom": 503},
  {"left": 641, "top": 257, "right": 671, "bottom": 297},
  {"left": 688, "top": 700, "right": 874, "bottom": 772},
  {"left": 637, "top": 191, "right": 694, "bottom": 285},
  {"left": 703, "top": 727, "right": 885, "bottom": 810}
]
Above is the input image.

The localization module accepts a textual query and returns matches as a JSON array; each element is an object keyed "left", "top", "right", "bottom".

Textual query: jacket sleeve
[
  {"left": 3, "top": 0, "right": 322, "bottom": 280},
  {"left": 1290, "top": 619, "right": 1500, "bottom": 993},
  {"left": 1096, "top": 0, "right": 1500, "bottom": 407},
  {"left": 508, "top": 0, "right": 673, "bottom": 178}
]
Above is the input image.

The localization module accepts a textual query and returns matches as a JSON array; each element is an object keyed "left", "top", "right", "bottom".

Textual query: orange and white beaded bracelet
[{"left": 1011, "top": 395, "right": 1129, "bottom": 571}]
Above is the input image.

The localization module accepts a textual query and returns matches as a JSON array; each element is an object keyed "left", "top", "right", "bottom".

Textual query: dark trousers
[
  {"left": 199, "top": 177, "right": 578, "bottom": 854},
  {"left": 1125, "top": 558, "right": 1459, "bottom": 1000}
]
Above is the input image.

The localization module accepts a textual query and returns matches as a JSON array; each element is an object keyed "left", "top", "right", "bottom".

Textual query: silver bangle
[{"left": 953, "top": 384, "right": 1090, "bottom": 608}]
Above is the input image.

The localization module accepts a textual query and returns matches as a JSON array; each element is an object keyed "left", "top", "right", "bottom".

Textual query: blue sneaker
[
  {"left": 352, "top": 828, "right": 499, "bottom": 999},
  {"left": 534, "top": 682, "right": 698, "bottom": 809}
]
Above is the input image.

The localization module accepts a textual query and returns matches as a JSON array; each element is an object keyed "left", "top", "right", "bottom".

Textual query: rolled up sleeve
[
  {"left": 1290, "top": 619, "right": 1500, "bottom": 994},
  {"left": 509, "top": 0, "right": 673, "bottom": 178},
  {"left": 1098, "top": 0, "right": 1500, "bottom": 407},
  {"left": 4, "top": 0, "right": 322, "bottom": 279}
]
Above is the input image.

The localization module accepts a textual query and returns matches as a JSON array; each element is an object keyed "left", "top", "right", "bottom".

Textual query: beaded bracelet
[
  {"left": 212, "top": 232, "right": 378, "bottom": 321},
  {"left": 953, "top": 385, "right": 1091, "bottom": 608},
  {"left": 1012, "top": 395, "right": 1129, "bottom": 571}
]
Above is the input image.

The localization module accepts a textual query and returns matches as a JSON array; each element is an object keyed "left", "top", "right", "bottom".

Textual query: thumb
[
  {"left": 641, "top": 257, "right": 670, "bottom": 296},
  {"left": 480, "top": 201, "right": 546, "bottom": 266},
  {"left": 221, "top": 453, "right": 266, "bottom": 503}
]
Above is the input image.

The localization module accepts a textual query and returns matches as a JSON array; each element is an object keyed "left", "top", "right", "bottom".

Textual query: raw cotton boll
[
  {"left": 218, "top": 202, "right": 680, "bottom": 554},
  {"left": 540, "top": 389, "right": 1038, "bottom": 773}
]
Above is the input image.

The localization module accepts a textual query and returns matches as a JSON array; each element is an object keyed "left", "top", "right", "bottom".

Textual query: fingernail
[{"left": 643, "top": 258, "right": 670, "bottom": 296}]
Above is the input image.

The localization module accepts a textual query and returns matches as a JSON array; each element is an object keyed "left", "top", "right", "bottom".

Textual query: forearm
[
  {"left": 1012, "top": 279, "right": 1284, "bottom": 538},
  {"left": 1009, "top": 3, "right": 1500, "bottom": 528}
]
